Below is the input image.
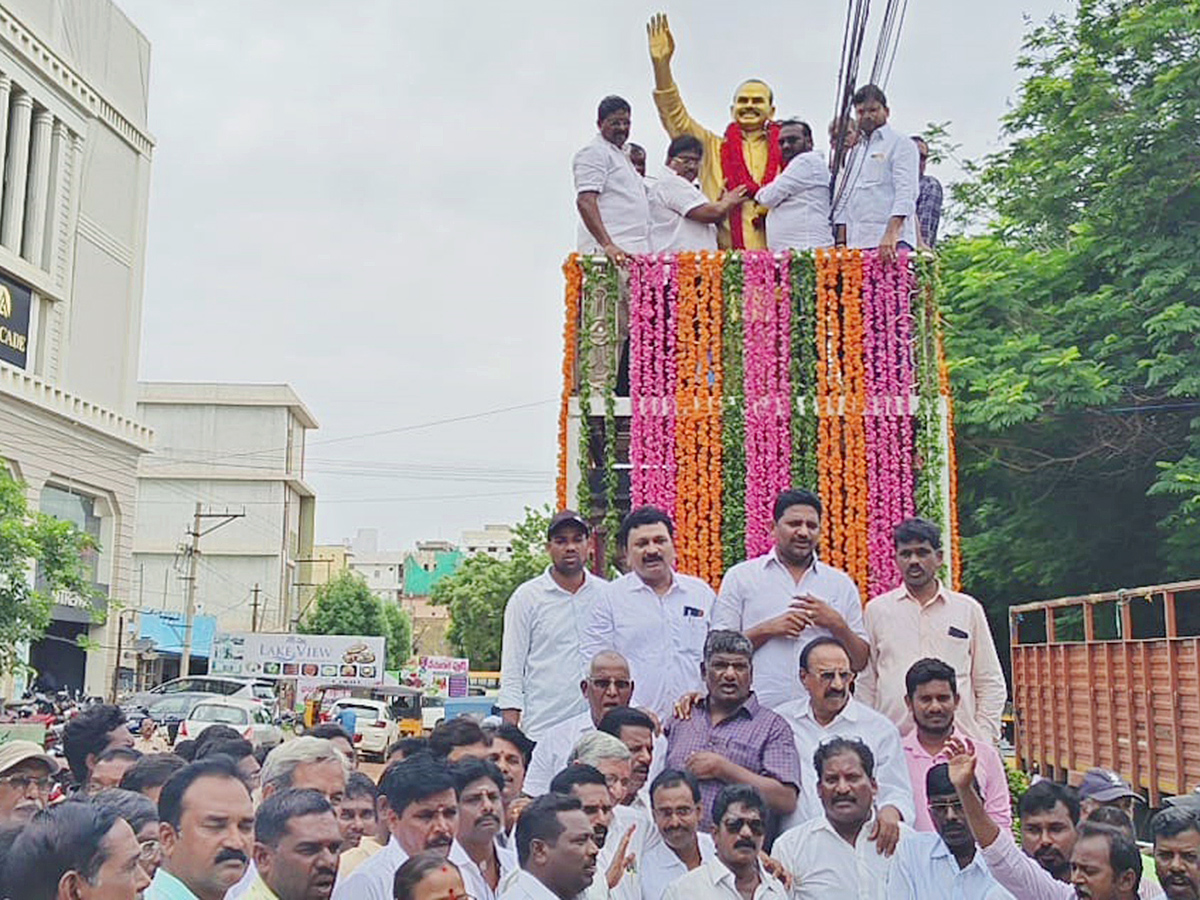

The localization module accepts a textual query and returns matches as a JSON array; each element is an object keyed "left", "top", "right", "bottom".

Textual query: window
[{"left": 192, "top": 705, "right": 249, "bottom": 725}]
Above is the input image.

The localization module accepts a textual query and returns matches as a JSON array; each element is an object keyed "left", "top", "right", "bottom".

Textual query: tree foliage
[
  {"left": 0, "top": 460, "right": 98, "bottom": 676},
  {"left": 299, "top": 570, "right": 412, "bottom": 668},
  {"left": 942, "top": 0, "right": 1200, "bottom": 615},
  {"left": 431, "top": 507, "right": 551, "bottom": 669}
]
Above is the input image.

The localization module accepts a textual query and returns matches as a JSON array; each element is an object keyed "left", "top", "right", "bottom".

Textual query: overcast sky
[{"left": 125, "top": 0, "right": 1072, "bottom": 552}]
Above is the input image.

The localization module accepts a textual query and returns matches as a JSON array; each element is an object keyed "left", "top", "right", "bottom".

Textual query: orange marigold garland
[
  {"left": 841, "top": 249, "right": 870, "bottom": 597},
  {"left": 674, "top": 251, "right": 701, "bottom": 575},
  {"left": 558, "top": 254, "right": 582, "bottom": 509}
]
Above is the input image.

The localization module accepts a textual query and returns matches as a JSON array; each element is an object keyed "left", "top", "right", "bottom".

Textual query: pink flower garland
[
  {"left": 628, "top": 256, "right": 677, "bottom": 517},
  {"left": 863, "top": 250, "right": 918, "bottom": 596},
  {"left": 743, "top": 252, "right": 792, "bottom": 556}
]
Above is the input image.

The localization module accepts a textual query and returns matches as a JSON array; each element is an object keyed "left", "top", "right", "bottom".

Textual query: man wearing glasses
[
  {"left": 774, "top": 637, "right": 913, "bottom": 851},
  {"left": 523, "top": 651, "right": 639, "bottom": 797},
  {"left": 647, "top": 135, "right": 746, "bottom": 253},
  {"left": 661, "top": 785, "right": 787, "bottom": 900},
  {"left": 0, "top": 737, "right": 58, "bottom": 824},
  {"left": 888, "top": 763, "right": 1009, "bottom": 899}
]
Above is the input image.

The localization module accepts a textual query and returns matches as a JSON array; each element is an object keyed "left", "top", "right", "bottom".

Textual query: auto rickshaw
[{"left": 301, "top": 683, "right": 423, "bottom": 737}]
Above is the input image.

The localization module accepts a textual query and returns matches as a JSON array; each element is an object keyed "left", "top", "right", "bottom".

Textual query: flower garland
[
  {"left": 815, "top": 248, "right": 843, "bottom": 569},
  {"left": 576, "top": 259, "right": 596, "bottom": 518},
  {"left": 720, "top": 122, "right": 784, "bottom": 249},
  {"left": 925, "top": 252, "right": 963, "bottom": 590},
  {"left": 789, "top": 251, "right": 819, "bottom": 490},
  {"left": 742, "top": 251, "right": 792, "bottom": 557},
  {"left": 598, "top": 262, "right": 623, "bottom": 568},
  {"left": 629, "top": 255, "right": 677, "bottom": 516},
  {"left": 841, "top": 250, "right": 869, "bottom": 594},
  {"left": 559, "top": 254, "right": 582, "bottom": 509},
  {"left": 720, "top": 253, "right": 747, "bottom": 568}
]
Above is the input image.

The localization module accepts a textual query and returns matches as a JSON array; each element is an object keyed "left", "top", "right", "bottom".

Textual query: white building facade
[
  {"left": 0, "top": 1, "right": 154, "bottom": 698},
  {"left": 133, "top": 383, "right": 318, "bottom": 664}
]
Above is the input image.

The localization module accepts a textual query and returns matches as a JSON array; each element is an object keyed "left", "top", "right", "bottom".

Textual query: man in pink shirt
[{"left": 901, "top": 658, "right": 1012, "bottom": 833}]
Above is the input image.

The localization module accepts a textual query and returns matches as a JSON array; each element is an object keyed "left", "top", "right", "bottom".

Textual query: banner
[
  {"left": 0, "top": 276, "right": 31, "bottom": 370},
  {"left": 210, "top": 632, "right": 385, "bottom": 687},
  {"left": 398, "top": 655, "right": 470, "bottom": 698}
]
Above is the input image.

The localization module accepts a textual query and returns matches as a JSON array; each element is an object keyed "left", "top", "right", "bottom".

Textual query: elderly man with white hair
[{"left": 226, "top": 735, "right": 352, "bottom": 899}]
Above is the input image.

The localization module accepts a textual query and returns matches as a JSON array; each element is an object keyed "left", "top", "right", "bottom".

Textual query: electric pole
[
  {"left": 180, "top": 504, "right": 245, "bottom": 677},
  {"left": 251, "top": 583, "right": 261, "bottom": 633}
]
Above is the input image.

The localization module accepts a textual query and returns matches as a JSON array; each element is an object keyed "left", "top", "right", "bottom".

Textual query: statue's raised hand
[{"left": 647, "top": 13, "right": 675, "bottom": 64}]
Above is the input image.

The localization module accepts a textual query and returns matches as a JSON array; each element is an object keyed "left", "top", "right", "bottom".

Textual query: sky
[{"left": 125, "top": 0, "right": 1073, "bottom": 552}]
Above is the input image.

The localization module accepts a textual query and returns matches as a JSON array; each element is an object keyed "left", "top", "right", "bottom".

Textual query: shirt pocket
[
  {"left": 675, "top": 612, "right": 710, "bottom": 660},
  {"left": 858, "top": 151, "right": 887, "bottom": 187}
]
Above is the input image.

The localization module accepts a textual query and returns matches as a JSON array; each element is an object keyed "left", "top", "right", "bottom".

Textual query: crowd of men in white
[{"left": 3, "top": 491, "right": 1200, "bottom": 900}]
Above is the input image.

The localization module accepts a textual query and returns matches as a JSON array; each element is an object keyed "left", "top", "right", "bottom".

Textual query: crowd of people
[
  {"left": 573, "top": 14, "right": 944, "bottom": 265},
  {"left": 0, "top": 489, "right": 1198, "bottom": 899}
]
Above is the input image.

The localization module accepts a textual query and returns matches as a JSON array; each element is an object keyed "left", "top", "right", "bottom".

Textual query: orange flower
[{"left": 558, "top": 254, "right": 582, "bottom": 508}]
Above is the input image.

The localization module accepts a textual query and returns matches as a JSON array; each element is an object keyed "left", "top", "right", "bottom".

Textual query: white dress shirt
[
  {"left": 455, "top": 839, "right": 519, "bottom": 900},
  {"left": 498, "top": 568, "right": 608, "bottom": 741},
  {"left": 331, "top": 834, "right": 408, "bottom": 900},
  {"left": 712, "top": 550, "right": 866, "bottom": 710},
  {"left": 833, "top": 123, "right": 919, "bottom": 250},
  {"left": 500, "top": 869, "right": 568, "bottom": 900},
  {"left": 887, "top": 831, "right": 1013, "bottom": 900},
  {"left": 661, "top": 856, "right": 788, "bottom": 900},
  {"left": 523, "top": 710, "right": 597, "bottom": 796},
  {"left": 574, "top": 134, "right": 650, "bottom": 254},
  {"left": 772, "top": 814, "right": 906, "bottom": 900},
  {"left": 582, "top": 571, "right": 715, "bottom": 720},
  {"left": 774, "top": 695, "right": 914, "bottom": 829},
  {"left": 639, "top": 832, "right": 717, "bottom": 900},
  {"left": 755, "top": 151, "right": 834, "bottom": 250},
  {"left": 648, "top": 166, "right": 717, "bottom": 253}
]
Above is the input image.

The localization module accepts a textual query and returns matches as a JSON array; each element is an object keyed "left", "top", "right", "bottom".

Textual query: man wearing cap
[
  {"left": 1080, "top": 768, "right": 1142, "bottom": 821},
  {"left": 499, "top": 510, "right": 608, "bottom": 742},
  {"left": 0, "top": 739, "right": 59, "bottom": 824}
]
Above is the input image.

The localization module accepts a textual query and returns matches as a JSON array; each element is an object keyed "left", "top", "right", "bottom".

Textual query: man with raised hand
[
  {"left": 523, "top": 650, "right": 637, "bottom": 797},
  {"left": 500, "top": 511, "right": 608, "bottom": 743},
  {"left": 661, "top": 785, "right": 787, "bottom": 900},
  {"left": 583, "top": 505, "right": 714, "bottom": 721},
  {"left": 773, "top": 737, "right": 905, "bottom": 899},
  {"left": 774, "top": 636, "right": 912, "bottom": 848},
  {"left": 714, "top": 488, "right": 868, "bottom": 711}
]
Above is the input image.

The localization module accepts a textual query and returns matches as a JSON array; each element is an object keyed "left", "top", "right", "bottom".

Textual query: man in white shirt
[
  {"left": 648, "top": 135, "right": 746, "bottom": 252},
  {"left": 712, "top": 488, "right": 869, "bottom": 711},
  {"left": 598, "top": 706, "right": 667, "bottom": 811},
  {"left": 640, "top": 769, "right": 717, "bottom": 900},
  {"left": 574, "top": 95, "right": 650, "bottom": 266},
  {"left": 582, "top": 506, "right": 715, "bottom": 721},
  {"left": 772, "top": 737, "right": 907, "bottom": 900},
  {"left": 833, "top": 83, "right": 919, "bottom": 262},
  {"left": 499, "top": 510, "right": 608, "bottom": 742},
  {"left": 755, "top": 120, "right": 834, "bottom": 250},
  {"left": 549, "top": 764, "right": 638, "bottom": 900},
  {"left": 774, "top": 636, "right": 913, "bottom": 844},
  {"left": 331, "top": 755, "right": 459, "bottom": 900},
  {"left": 661, "top": 785, "right": 788, "bottom": 900},
  {"left": 888, "top": 763, "right": 1013, "bottom": 900},
  {"left": 452, "top": 758, "right": 517, "bottom": 900},
  {"left": 523, "top": 651, "right": 637, "bottom": 797},
  {"left": 501, "top": 794, "right": 600, "bottom": 900},
  {"left": 857, "top": 517, "right": 1007, "bottom": 743}
]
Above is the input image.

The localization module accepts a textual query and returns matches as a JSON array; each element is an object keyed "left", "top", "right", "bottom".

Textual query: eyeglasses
[
  {"left": 589, "top": 678, "right": 631, "bottom": 692},
  {"left": 721, "top": 817, "right": 765, "bottom": 836},
  {"left": 929, "top": 800, "right": 964, "bottom": 814},
  {"left": 139, "top": 839, "right": 162, "bottom": 862},
  {"left": 812, "top": 670, "right": 852, "bottom": 684},
  {"left": 0, "top": 774, "right": 53, "bottom": 793}
]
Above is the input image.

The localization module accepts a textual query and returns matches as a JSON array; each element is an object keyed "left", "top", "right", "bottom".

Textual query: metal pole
[
  {"left": 251, "top": 583, "right": 261, "bottom": 633},
  {"left": 180, "top": 503, "right": 201, "bottom": 677},
  {"left": 110, "top": 611, "right": 123, "bottom": 702}
]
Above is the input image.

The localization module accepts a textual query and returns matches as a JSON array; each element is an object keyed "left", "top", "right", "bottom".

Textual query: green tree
[
  {"left": 940, "top": 0, "right": 1200, "bottom": 619},
  {"left": 0, "top": 459, "right": 98, "bottom": 676},
  {"left": 381, "top": 600, "right": 413, "bottom": 670},
  {"left": 299, "top": 571, "right": 384, "bottom": 637},
  {"left": 431, "top": 507, "right": 551, "bottom": 669}
]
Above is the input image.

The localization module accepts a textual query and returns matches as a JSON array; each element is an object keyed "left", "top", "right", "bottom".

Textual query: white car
[
  {"left": 329, "top": 699, "right": 399, "bottom": 761},
  {"left": 421, "top": 696, "right": 445, "bottom": 733},
  {"left": 175, "top": 698, "right": 283, "bottom": 751}
]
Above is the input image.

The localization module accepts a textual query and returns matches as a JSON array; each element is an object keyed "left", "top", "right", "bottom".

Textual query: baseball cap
[
  {"left": 1165, "top": 788, "right": 1200, "bottom": 810},
  {"left": 1078, "top": 768, "right": 1140, "bottom": 803},
  {"left": 547, "top": 510, "right": 590, "bottom": 538},
  {"left": 0, "top": 739, "right": 59, "bottom": 776}
]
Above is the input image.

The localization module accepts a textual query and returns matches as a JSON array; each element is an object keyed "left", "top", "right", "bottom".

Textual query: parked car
[
  {"left": 134, "top": 692, "right": 212, "bottom": 744},
  {"left": 123, "top": 677, "right": 278, "bottom": 718},
  {"left": 421, "top": 696, "right": 445, "bottom": 733},
  {"left": 174, "top": 698, "right": 283, "bottom": 750},
  {"left": 329, "top": 698, "right": 399, "bottom": 761}
]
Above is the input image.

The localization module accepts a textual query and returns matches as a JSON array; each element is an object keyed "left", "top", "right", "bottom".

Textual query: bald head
[{"left": 583, "top": 652, "right": 634, "bottom": 724}]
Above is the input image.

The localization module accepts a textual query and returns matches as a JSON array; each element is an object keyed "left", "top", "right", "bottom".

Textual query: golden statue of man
[{"left": 648, "top": 13, "right": 783, "bottom": 250}]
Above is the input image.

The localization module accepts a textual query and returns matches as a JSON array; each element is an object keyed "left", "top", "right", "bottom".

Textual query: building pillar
[
  {"left": 1, "top": 90, "right": 33, "bottom": 252},
  {"left": 42, "top": 120, "right": 69, "bottom": 279},
  {"left": 0, "top": 76, "right": 11, "bottom": 205},
  {"left": 22, "top": 109, "right": 52, "bottom": 265}
]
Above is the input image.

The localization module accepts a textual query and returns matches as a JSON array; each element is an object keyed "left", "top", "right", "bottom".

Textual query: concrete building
[
  {"left": 0, "top": 0, "right": 154, "bottom": 697},
  {"left": 344, "top": 528, "right": 404, "bottom": 605},
  {"left": 132, "top": 383, "right": 318, "bottom": 672},
  {"left": 460, "top": 524, "right": 514, "bottom": 560}
]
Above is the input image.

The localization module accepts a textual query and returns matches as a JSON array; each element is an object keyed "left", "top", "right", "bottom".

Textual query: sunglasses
[{"left": 721, "top": 817, "right": 765, "bottom": 836}]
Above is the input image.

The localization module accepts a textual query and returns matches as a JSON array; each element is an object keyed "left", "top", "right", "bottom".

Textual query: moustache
[
  {"left": 215, "top": 848, "right": 248, "bottom": 866},
  {"left": 427, "top": 835, "right": 453, "bottom": 849},
  {"left": 476, "top": 814, "right": 500, "bottom": 827},
  {"left": 734, "top": 839, "right": 757, "bottom": 850}
]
